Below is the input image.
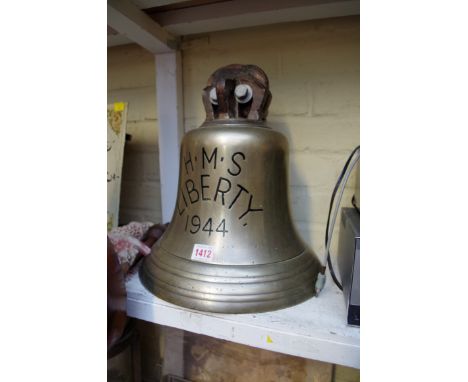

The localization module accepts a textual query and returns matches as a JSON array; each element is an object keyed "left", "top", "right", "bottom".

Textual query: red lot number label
[{"left": 191, "top": 244, "right": 215, "bottom": 263}]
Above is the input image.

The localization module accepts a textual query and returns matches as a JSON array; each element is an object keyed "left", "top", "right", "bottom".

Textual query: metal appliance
[{"left": 337, "top": 207, "right": 360, "bottom": 326}]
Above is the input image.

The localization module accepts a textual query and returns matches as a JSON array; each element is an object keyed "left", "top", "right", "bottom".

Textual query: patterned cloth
[{"left": 108, "top": 221, "right": 153, "bottom": 267}]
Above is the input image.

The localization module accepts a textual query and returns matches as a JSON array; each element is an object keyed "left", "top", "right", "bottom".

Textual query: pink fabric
[{"left": 108, "top": 221, "right": 153, "bottom": 266}]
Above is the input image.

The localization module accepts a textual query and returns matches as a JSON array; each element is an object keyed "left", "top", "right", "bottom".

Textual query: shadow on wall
[
  {"left": 269, "top": 115, "right": 313, "bottom": 250},
  {"left": 119, "top": 138, "right": 163, "bottom": 225}
]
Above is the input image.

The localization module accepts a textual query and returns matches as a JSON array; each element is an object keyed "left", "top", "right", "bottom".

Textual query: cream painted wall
[
  {"left": 181, "top": 16, "right": 359, "bottom": 256},
  {"left": 107, "top": 15, "right": 359, "bottom": 255}
]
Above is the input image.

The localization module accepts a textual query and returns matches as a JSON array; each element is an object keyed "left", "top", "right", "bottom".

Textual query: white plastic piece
[
  {"left": 209, "top": 87, "right": 218, "bottom": 105},
  {"left": 235, "top": 84, "right": 253, "bottom": 103},
  {"left": 315, "top": 273, "right": 326, "bottom": 295}
]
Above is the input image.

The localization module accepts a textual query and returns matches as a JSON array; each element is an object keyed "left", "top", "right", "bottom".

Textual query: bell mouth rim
[
  {"left": 139, "top": 247, "right": 321, "bottom": 313},
  {"left": 200, "top": 119, "right": 270, "bottom": 129}
]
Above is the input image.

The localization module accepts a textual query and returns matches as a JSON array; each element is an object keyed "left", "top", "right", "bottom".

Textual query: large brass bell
[{"left": 140, "top": 64, "right": 324, "bottom": 313}]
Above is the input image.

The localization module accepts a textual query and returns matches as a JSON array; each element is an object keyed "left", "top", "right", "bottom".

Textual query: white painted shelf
[{"left": 125, "top": 264, "right": 360, "bottom": 369}]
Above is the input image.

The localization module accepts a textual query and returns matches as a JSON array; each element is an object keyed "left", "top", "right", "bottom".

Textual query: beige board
[
  {"left": 184, "top": 332, "right": 333, "bottom": 382},
  {"left": 108, "top": 102, "right": 128, "bottom": 230}
]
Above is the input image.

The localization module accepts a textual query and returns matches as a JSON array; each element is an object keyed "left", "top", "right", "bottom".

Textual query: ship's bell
[{"left": 140, "top": 64, "right": 324, "bottom": 313}]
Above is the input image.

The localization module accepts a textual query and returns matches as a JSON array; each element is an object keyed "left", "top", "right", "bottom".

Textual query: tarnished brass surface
[{"left": 140, "top": 64, "right": 323, "bottom": 313}]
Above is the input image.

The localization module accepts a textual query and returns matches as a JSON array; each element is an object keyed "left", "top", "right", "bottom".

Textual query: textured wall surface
[{"left": 181, "top": 16, "right": 360, "bottom": 255}]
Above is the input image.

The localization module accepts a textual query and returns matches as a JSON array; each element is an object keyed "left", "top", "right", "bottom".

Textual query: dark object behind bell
[
  {"left": 108, "top": 237, "right": 127, "bottom": 348},
  {"left": 140, "top": 64, "right": 323, "bottom": 313},
  {"left": 337, "top": 208, "right": 360, "bottom": 326}
]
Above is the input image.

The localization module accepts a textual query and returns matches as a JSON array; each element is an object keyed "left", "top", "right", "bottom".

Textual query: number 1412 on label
[{"left": 191, "top": 244, "right": 215, "bottom": 263}]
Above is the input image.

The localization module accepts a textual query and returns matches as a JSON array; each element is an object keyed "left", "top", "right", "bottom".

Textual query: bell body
[{"left": 140, "top": 119, "right": 323, "bottom": 313}]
